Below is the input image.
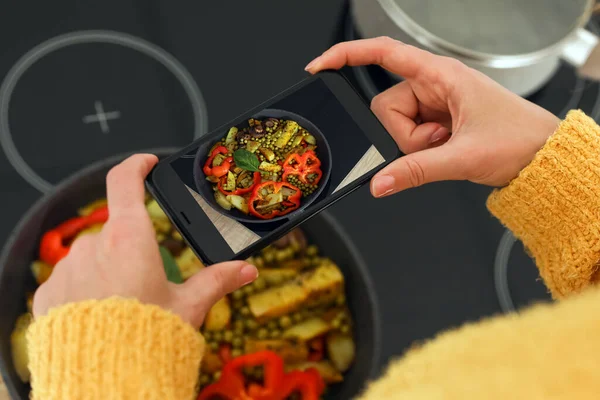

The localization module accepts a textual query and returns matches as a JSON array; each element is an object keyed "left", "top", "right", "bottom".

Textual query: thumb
[
  {"left": 182, "top": 261, "right": 258, "bottom": 315},
  {"left": 370, "top": 146, "right": 461, "bottom": 197}
]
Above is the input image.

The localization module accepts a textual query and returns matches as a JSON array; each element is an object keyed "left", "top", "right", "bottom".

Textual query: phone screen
[{"left": 168, "top": 77, "right": 386, "bottom": 256}]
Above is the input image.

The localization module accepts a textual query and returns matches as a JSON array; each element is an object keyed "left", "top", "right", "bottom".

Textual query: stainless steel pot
[{"left": 352, "top": 0, "right": 600, "bottom": 97}]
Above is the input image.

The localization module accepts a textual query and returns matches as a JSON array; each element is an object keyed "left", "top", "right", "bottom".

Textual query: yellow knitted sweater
[{"left": 27, "top": 110, "right": 600, "bottom": 399}]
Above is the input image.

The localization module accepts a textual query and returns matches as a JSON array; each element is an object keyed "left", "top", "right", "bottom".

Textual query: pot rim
[
  {"left": 376, "top": 0, "right": 594, "bottom": 68},
  {"left": 0, "top": 147, "right": 382, "bottom": 398}
]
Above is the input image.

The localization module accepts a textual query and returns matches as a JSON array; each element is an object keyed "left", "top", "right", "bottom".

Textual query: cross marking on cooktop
[{"left": 82, "top": 101, "right": 121, "bottom": 133}]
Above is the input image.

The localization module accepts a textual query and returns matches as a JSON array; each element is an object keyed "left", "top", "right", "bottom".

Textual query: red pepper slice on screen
[
  {"left": 282, "top": 150, "right": 323, "bottom": 185},
  {"left": 203, "top": 146, "right": 232, "bottom": 178},
  {"left": 218, "top": 171, "right": 261, "bottom": 196},
  {"left": 248, "top": 182, "right": 301, "bottom": 220},
  {"left": 39, "top": 206, "right": 109, "bottom": 266}
]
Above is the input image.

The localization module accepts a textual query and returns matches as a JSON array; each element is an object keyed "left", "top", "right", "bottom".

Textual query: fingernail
[
  {"left": 429, "top": 127, "right": 449, "bottom": 144},
  {"left": 372, "top": 175, "right": 396, "bottom": 198},
  {"left": 240, "top": 264, "right": 259, "bottom": 285},
  {"left": 304, "top": 56, "right": 321, "bottom": 71}
]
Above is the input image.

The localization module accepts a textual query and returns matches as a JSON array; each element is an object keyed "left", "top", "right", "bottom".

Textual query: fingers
[
  {"left": 182, "top": 261, "right": 258, "bottom": 316},
  {"left": 305, "top": 37, "right": 431, "bottom": 79},
  {"left": 370, "top": 146, "right": 462, "bottom": 196},
  {"left": 371, "top": 82, "right": 450, "bottom": 153},
  {"left": 106, "top": 154, "right": 158, "bottom": 219}
]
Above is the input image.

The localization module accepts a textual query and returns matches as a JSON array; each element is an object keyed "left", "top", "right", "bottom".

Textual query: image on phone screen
[{"left": 168, "top": 77, "right": 386, "bottom": 257}]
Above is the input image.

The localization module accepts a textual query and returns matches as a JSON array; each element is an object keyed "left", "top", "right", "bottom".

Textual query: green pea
[
  {"left": 243, "top": 285, "right": 255, "bottom": 296},
  {"left": 213, "top": 331, "right": 223, "bottom": 342},
  {"left": 232, "top": 336, "right": 244, "bottom": 348},
  {"left": 232, "top": 290, "right": 244, "bottom": 300},
  {"left": 223, "top": 330, "right": 234, "bottom": 343},
  {"left": 200, "top": 374, "right": 211, "bottom": 385},
  {"left": 267, "top": 320, "right": 278, "bottom": 330},
  {"left": 270, "top": 329, "right": 281, "bottom": 338},
  {"left": 257, "top": 328, "right": 269, "bottom": 339},
  {"left": 233, "top": 299, "right": 245, "bottom": 310},
  {"left": 246, "top": 319, "right": 259, "bottom": 331},
  {"left": 203, "top": 330, "right": 213, "bottom": 341},
  {"left": 292, "top": 312, "right": 303, "bottom": 323},
  {"left": 279, "top": 315, "right": 292, "bottom": 329},
  {"left": 253, "top": 277, "right": 267, "bottom": 291},
  {"left": 234, "top": 320, "right": 245, "bottom": 332},
  {"left": 340, "top": 325, "right": 351, "bottom": 334},
  {"left": 241, "top": 306, "right": 251, "bottom": 316},
  {"left": 331, "top": 319, "right": 342, "bottom": 329},
  {"left": 209, "top": 341, "right": 219, "bottom": 351},
  {"left": 213, "top": 371, "right": 222, "bottom": 381},
  {"left": 232, "top": 348, "right": 243, "bottom": 358},
  {"left": 336, "top": 293, "right": 346, "bottom": 306}
]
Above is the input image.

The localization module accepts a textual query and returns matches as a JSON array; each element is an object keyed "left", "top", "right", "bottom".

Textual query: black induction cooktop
[{"left": 0, "top": 0, "right": 592, "bottom": 374}]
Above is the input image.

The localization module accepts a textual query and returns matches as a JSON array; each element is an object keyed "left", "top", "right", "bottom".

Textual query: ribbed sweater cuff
[
  {"left": 487, "top": 110, "right": 600, "bottom": 298},
  {"left": 27, "top": 297, "right": 204, "bottom": 400}
]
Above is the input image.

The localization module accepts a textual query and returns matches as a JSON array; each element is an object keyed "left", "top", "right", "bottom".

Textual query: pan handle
[{"left": 561, "top": 1, "right": 600, "bottom": 79}]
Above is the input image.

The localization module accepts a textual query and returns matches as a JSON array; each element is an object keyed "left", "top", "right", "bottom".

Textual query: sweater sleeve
[
  {"left": 487, "top": 109, "right": 600, "bottom": 298},
  {"left": 27, "top": 297, "right": 204, "bottom": 400}
]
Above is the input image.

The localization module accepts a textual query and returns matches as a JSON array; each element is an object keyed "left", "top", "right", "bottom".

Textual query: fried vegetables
[
  {"left": 244, "top": 339, "right": 309, "bottom": 364},
  {"left": 203, "top": 116, "right": 323, "bottom": 220},
  {"left": 247, "top": 263, "right": 344, "bottom": 320},
  {"left": 205, "top": 297, "right": 232, "bottom": 331}
]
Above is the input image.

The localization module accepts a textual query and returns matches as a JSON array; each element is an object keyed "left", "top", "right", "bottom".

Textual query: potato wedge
[
  {"left": 11, "top": 313, "right": 32, "bottom": 382},
  {"left": 227, "top": 195, "right": 249, "bottom": 214},
  {"left": 204, "top": 296, "right": 232, "bottom": 331},
  {"left": 246, "top": 140, "right": 261, "bottom": 153},
  {"left": 303, "top": 261, "right": 344, "bottom": 306},
  {"left": 259, "top": 161, "right": 282, "bottom": 173},
  {"left": 245, "top": 339, "right": 309, "bottom": 364},
  {"left": 175, "top": 247, "right": 205, "bottom": 280},
  {"left": 77, "top": 198, "right": 108, "bottom": 216},
  {"left": 214, "top": 191, "right": 232, "bottom": 211},
  {"left": 275, "top": 121, "right": 299, "bottom": 148},
  {"left": 259, "top": 147, "right": 276, "bottom": 161},
  {"left": 223, "top": 171, "right": 236, "bottom": 191},
  {"left": 146, "top": 199, "right": 168, "bottom": 220},
  {"left": 31, "top": 261, "right": 53, "bottom": 285},
  {"left": 286, "top": 360, "right": 343, "bottom": 384},
  {"left": 283, "top": 318, "right": 331, "bottom": 341},
  {"left": 225, "top": 126, "right": 238, "bottom": 144},
  {"left": 247, "top": 263, "right": 344, "bottom": 320},
  {"left": 247, "top": 282, "right": 307, "bottom": 320},
  {"left": 326, "top": 332, "right": 356, "bottom": 373}
]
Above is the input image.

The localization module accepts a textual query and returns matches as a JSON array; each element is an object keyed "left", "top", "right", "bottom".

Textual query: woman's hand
[
  {"left": 305, "top": 37, "right": 560, "bottom": 197},
  {"left": 33, "top": 154, "right": 258, "bottom": 329}
]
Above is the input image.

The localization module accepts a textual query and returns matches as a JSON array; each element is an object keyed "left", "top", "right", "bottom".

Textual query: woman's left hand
[{"left": 33, "top": 154, "right": 258, "bottom": 329}]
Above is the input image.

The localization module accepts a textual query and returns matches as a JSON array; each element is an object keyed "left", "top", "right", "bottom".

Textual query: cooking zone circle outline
[{"left": 0, "top": 30, "right": 209, "bottom": 193}]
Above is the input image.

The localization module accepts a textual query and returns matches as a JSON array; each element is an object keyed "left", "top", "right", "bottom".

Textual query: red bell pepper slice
[
  {"left": 204, "top": 146, "right": 232, "bottom": 178},
  {"left": 248, "top": 182, "right": 301, "bottom": 220},
  {"left": 279, "top": 368, "right": 325, "bottom": 400},
  {"left": 198, "top": 350, "right": 285, "bottom": 400},
  {"left": 218, "top": 171, "right": 261, "bottom": 196},
  {"left": 39, "top": 206, "right": 109, "bottom": 265},
  {"left": 282, "top": 150, "right": 323, "bottom": 185}
]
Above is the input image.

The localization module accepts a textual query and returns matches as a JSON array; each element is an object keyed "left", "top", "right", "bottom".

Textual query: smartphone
[{"left": 146, "top": 71, "right": 401, "bottom": 264}]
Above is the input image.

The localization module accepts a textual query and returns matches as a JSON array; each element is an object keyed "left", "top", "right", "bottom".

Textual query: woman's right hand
[{"left": 305, "top": 37, "right": 560, "bottom": 197}]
